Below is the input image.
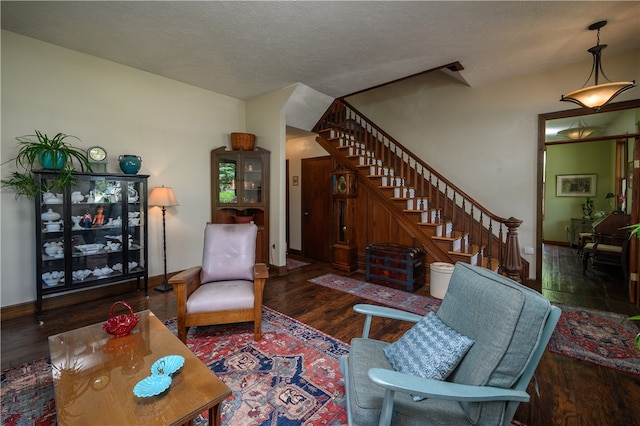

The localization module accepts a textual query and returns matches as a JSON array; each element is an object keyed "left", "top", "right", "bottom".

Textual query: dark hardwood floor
[
  {"left": 2, "top": 245, "right": 639, "bottom": 425},
  {"left": 541, "top": 243, "right": 639, "bottom": 316}
]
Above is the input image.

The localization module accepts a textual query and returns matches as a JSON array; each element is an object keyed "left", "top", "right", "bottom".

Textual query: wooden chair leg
[
  {"left": 582, "top": 251, "right": 590, "bottom": 275},
  {"left": 254, "top": 321, "right": 262, "bottom": 341},
  {"left": 178, "top": 319, "right": 187, "bottom": 343}
]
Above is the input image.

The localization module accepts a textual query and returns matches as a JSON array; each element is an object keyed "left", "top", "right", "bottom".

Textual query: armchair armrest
[
  {"left": 592, "top": 233, "right": 627, "bottom": 244},
  {"left": 368, "top": 368, "right": 530, "bottom": 403},
  {"left": 168, "top": 266, "right": 203, "bottom": 317},
  {"left": 168, "top": 266, "right": 202, "bottom": 290},
  {"left": 253, "top": 263, "right": 268, "bottom": 308},
  {"left": 353, "top": 304, "right": 423, "bottom": 338},
  {"left": 254, "top": 263, "right": 269, "bottom": 280}
]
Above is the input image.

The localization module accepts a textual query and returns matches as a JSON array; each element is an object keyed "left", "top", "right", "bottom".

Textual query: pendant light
[
  {"left": 560, "top": 20, "right": 635, "bottom": 112},
  {"left": 557, "top": 119, "right": 602, "bottom": 140}
]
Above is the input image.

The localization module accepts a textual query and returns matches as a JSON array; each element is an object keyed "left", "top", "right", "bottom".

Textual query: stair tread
[
  {"left": 418, "top": 221, "right": 445, "bottom": 228},
  {"left": 433, "top": 231, "right": 469, "bottom": 240},
  {"left": 450, "top": 242, "right": 483, "bottom": 253}
]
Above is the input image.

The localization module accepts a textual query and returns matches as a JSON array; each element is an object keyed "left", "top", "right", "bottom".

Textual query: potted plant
[
  {"left": 1, "top": 130, "right": 92, "bottom": 199},
  {"left": 628, "top": 315, "right": 640, "bottom": 352},
  {"left": 623, "top": 222, "right": 640, "bottom": 351},
  {"left": 581, "top": 197, "right": 594, "bottom": 219}
]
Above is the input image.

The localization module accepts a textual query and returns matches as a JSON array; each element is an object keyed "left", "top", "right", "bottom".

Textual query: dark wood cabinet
[
  {"left": 34, "top": 171, "right": 149, "bottom": 323},
  {"left": 211, "top": 146, "right": 270, "bottom": 264}
]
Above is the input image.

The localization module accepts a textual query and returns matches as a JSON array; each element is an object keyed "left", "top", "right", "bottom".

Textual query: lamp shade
[
  {"left": 561, "top": 81, "right": 635, "bottom": 111},
  {"left": 148, "top": 186, "right": 179, "bottom": 207}
]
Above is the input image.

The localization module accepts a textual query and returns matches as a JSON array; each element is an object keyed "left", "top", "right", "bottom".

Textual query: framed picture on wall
[{"left": 556, "top": 174, "right": 597, "bottom": 197}]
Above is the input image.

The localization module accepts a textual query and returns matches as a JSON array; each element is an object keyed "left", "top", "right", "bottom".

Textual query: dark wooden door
[{"left": 301, "top": 156, "right": 333, "bottom": 261}]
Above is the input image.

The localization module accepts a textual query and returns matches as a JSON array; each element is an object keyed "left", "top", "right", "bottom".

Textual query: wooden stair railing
[{"left": 313, "top": 98, "right": 526, "bottom": 282}]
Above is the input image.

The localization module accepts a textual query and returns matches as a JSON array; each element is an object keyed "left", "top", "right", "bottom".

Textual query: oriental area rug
[
  {"left": 309, "top": 273, "right": 640, "bottom": 375},
  {"left": 0, "top": 307, "right": 348, "bottom": 426},
  {"left": 286, "top": 257, "right": 310, "bottom": 271}
]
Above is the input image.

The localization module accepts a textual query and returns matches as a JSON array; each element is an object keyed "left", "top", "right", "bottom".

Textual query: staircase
[{"left": 313, "top": 99, "right": 527, "bottom": 282}]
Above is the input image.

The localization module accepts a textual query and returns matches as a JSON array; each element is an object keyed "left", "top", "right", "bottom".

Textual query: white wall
[
  {"left": 245, "top": 85, "right": 296, "bottom": 267},
  {"left": 1, "top": 31, "right": 246, "bottom": 307},
  {"left": 348, "top": 49, "right": 639, "bottom": 278}
]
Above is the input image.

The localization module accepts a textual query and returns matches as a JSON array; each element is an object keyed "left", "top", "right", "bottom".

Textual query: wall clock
[
  {"left": 87, "top": 146, "right": 108, "bottom": 172},
  {"left": 332, "top": 170, "right": 357, "bottom": 197}
]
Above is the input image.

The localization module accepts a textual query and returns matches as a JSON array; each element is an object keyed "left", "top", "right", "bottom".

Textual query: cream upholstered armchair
[{"left": 168, "top": 223, "right": 268, "bottom": 343}]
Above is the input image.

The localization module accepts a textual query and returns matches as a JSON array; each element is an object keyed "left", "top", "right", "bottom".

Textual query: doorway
[
  {"left": 301, "top": 156, "right": 333, "bottom": 261},
  {"left": 537, "top": 99, "right": 640, "bottom": 307}
]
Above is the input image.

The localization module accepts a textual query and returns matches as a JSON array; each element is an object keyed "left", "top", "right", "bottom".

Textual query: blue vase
[
  {"left": 38, "top": 151, "right": 65, "bottom": 170},
  {"left": 119, "top": 155, "right": 142, "bottom": 174}
]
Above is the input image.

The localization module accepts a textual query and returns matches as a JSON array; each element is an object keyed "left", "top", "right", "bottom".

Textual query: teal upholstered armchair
[{"left": 340, "top": 262, "right": 561, "bottom": 426}]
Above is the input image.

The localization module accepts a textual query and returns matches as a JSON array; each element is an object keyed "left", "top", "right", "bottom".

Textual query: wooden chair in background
[{"left": 582, "top": 233, "right": 630, "bottom": 280}]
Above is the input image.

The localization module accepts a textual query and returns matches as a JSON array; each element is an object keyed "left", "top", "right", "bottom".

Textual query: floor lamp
[{"left": 148, "top": 185, "right": 179, "bottom": 292}]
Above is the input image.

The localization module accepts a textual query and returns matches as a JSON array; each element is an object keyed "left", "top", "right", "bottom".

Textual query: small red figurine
[{"left": 93, "top": 205, "right": 105, "bottom": 226}]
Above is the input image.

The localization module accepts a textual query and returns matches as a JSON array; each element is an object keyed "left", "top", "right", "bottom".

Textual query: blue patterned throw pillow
[{"left": 383, "top": 311, "right": 474, "bottom": 400}]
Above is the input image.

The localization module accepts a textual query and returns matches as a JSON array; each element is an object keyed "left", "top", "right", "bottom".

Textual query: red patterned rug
[
  {"left": 0, "top": 307, "right": 348, "bottom": 426},
  {"left": 547, "top": 304, "right": 640, "bottom": 375},
  {"left": 286, "top": 257, "right": 310, "bottom": 271},
  {"left": 309, "top": 273, "right": 640, "bottom": 375}
]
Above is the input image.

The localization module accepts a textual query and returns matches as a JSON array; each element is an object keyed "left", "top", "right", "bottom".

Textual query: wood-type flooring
[{"left": 2, "top": 244, "right": 639, "bottom": 425}]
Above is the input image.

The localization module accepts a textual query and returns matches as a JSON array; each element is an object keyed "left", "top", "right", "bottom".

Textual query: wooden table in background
[{"left": 48, "top": 310, "right": 230, "bottom": 425}]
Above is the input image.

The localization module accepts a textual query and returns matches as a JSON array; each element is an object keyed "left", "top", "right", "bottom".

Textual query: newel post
[{"left": 502, "top": 217, "right": 523, "bottom": 282}]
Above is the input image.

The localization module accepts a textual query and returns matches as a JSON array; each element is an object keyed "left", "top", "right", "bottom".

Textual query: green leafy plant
[
  {"left": 581, "top": 197, "right": 594, "bottom": 218},
  {"left": 623, "top": 222, "right": 640, "bottom": 239},
  {"left": 627, "top": 315, "right": 640, "bottom": 352},
  {"left": 1, "top": 130, "right": 92, "bottom": 199},
  {"left": 623, "top": 223, "right": 640, "bottom": 351}
]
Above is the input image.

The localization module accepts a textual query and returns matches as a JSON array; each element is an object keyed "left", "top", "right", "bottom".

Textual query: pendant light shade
[
  {"left": 560, "top": 21, "right": 636, "bottom": 112},
  {"left": 557, "top": 124, "right": 602, "bottom": 140}
]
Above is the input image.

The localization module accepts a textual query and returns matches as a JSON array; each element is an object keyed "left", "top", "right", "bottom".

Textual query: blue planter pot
[
  {"left": 119, "top": 155, "right": 142, "bottom": 174},
  {"left": 38, "top": 151, "right": 65, "bottom": 170}
]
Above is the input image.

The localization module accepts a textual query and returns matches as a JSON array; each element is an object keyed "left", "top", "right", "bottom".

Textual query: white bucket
[{"left": 430, "top": 262, "right": 455, "bottom": 299}]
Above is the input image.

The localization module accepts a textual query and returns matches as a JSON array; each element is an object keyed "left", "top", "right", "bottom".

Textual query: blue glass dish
[
  {"left": 133, "top": 374, "right": 172, "bottom": 398},
  {"left": 151, "top": 355, "right": 185, "bottom": 376}
]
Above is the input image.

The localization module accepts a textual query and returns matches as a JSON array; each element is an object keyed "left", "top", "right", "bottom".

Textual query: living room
[
  {"left": 1, "top": 2, "right": 639, "bottom": 425},
  {"left": 2, "top": 2, "right": 639, "bottom": 312}
]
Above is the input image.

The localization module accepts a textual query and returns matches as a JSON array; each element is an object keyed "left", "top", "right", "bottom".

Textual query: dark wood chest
[{"left": 365, "top": 243, "right": 425, "bottom": 292}]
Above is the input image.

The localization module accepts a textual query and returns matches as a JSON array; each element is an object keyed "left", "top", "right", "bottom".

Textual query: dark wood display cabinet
[
  {"left": 34, "top": 171, "right": 149, "bottom": 324},
  {"left": 211, "top": 146, "right": 270, "bottom": 264}
]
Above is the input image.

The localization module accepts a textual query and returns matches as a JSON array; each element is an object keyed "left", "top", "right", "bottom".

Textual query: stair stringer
[{"left": 315, "top": 133, "right": 454, "bottom": 266}]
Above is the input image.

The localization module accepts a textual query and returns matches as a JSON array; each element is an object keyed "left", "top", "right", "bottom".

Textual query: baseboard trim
[
  {"left": 1, "top": 274, "right": 167, "bottom": 321},
  {"left": 543, "top": 240, "right": 571, "bottom": 247}
]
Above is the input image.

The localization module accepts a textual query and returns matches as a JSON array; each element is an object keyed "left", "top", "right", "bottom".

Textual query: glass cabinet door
[
  {"left": 243, "top": 155, "right": 264, "bottom": 204},
  {"left": 39, "top": 176, "right": 66, "bottom": 290},
  {"left": 125, "top": 179, "right": 146, "bottom": 276},
  {"left": 217, "top": 156, "right": 238, "bottom": 204},
  {"left": 68, "top": 177, "right": 127, "bottom": 286}
]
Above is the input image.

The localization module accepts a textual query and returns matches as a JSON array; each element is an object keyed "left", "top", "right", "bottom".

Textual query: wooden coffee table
[{"left": 48, "top": 310, "right": 230, "bottom": 425}]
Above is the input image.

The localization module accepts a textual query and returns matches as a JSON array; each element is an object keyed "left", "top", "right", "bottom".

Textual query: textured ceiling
[{"left": 2, "top": 1, "right": 639, "bottom": 100}]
